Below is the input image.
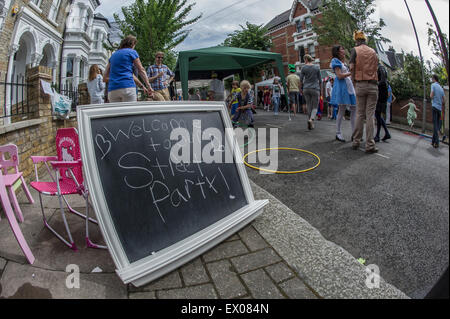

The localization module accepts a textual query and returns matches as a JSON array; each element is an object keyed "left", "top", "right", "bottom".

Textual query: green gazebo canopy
[{"left": 174, "top": 46, "right": 288, "bottom": 102}]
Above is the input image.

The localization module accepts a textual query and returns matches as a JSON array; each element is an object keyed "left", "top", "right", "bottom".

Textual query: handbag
[{"left": 51, "top": 89, "right": 72, "bottom": 120}]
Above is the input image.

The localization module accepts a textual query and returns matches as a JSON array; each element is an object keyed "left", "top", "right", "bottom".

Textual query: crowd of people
[{"left": 86, "top": 33, "right": 446, "bottom": 150}]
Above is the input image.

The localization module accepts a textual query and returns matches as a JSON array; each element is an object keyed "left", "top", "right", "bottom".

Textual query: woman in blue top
[
  {"left": 330, "top": 45, "right": 356, "bottom": 142},
  {"left": 104, "top": 35, "right": 153, "bottom": 103}
]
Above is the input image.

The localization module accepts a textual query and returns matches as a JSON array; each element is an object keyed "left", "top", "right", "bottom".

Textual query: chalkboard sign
[{"left": 78, "top": 102, "right": 268, "bottom": 286}]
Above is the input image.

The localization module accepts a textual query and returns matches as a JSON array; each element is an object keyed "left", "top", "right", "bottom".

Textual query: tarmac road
[{"left": 239, "top": 111, "right": 449, "bottom": 299}]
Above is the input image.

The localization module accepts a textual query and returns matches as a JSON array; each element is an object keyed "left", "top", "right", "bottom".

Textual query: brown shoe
[
  {"left": 351, "top": 144, "right": 359, "bottom": 150},
  {"left": 308, "top": 120, "right": 313, "bottom": 130},
  {"left": 365, "top": 148, "right": 379, "bottom": 154}
]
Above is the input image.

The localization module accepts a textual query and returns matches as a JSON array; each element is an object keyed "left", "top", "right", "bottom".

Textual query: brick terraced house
[{"left": 265, "top": 0, "right": 333, "bottom": 77}]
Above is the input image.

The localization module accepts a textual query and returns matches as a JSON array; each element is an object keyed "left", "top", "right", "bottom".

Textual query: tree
[
  {"left": 390, "top": 52, "right": 432, "bottom": 100},
  {"left": 222, "top": 22, "right": 272, "bottom": 51},
  {"left": 222, "top": 22, "right": 273, "bottom": 83},
  {"left": 427, "top": 22, "right": 449, "bottom": 84},
  {"left": 114, "top": 0, "right": 201, "bottom": 69},
  {"left": 312, "top": 0, "right": 390, "bottom": 53}
]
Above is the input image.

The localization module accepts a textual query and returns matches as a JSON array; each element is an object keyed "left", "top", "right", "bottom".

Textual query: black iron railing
[{"left": 1, "top": 71, "right": 33, "bottom": 119}]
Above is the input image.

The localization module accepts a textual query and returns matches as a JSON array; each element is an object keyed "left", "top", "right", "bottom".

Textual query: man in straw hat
[
  {"left": 349, "top": 30, "right": 380, "bottom": 154},
  {"left": 209, "top": 71, "right": 225, "bottom": 101},
  {"left": 287, "top": 64, "right": 301, "bottom": 116}
]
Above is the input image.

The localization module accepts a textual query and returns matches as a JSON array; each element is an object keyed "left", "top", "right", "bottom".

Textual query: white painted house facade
[
  {"left": 2, "top": 0, "right": 69, "bottom": 122},
  {"left": 61, "top": 0, "right": 100, "bottom": 90}
]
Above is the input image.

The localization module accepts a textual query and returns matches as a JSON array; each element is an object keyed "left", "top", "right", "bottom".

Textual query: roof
[
  {"left": 303, "top": 0, "right": 323, "bottom": 10},
  {"left": 94, "top": 13, "right": 111, "bottom": 28},
  {"left": 265, "top": 9, "right": 291, "bottom": 31},
  {"left": 175, "top": 46, "right": 284, "bottom": 74},
  {"left": 108, "top": 21, "right": 122, "bottom": 46},
  {"left": 375, "top": 42, "right": 404, "bottom": 70}
]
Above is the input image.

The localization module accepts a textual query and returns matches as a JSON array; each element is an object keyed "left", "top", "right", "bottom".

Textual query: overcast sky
[{"left": 97, "top": 0, "right": 449, "bottom": 63}]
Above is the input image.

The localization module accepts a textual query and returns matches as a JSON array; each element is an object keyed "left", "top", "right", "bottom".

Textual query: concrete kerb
[
  {"left": 249, "top": 180, "right": 410, "bottom": 299},
  {"left": 387, "top": 123, "right": 449, "bottom": 146}
]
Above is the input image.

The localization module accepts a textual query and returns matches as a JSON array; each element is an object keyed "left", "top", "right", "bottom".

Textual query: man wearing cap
[
  {"left": 350, "top": 30, "right": 380, "bottom": 154},
  {"left": 209, "top": 72, "right": 225, "bottom": 101},
  {"left": 287, "top": 64, "right": 301, "bottom": 116}
]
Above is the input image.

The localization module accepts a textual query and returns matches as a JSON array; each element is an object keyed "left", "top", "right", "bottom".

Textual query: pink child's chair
[
  {"left": 0, "top": 144, "right": 35, "bottom": 222},
  {"left": 0, "top": 165, "right": 35, "bottom": 264},
  {"left": 30, "top": 128, "right": 106, "bottom": 251}
]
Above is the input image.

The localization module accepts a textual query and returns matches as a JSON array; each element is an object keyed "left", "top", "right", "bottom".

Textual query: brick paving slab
[
  {"left": 279, "top": 277, "right": 319, "bottom": 299},
  {"left": 225, "top": 234, "right": 240, "bottom": 242},
  {"left": 0, "top": 258, "right": 6, "bottom": 271},
  {"left": 230, "top": 248, "right": 282, "bottom": 274},
  {"left": 156, "top": 283, "right": 218, "bottom": 299},
  {"left": 203, "top": 240, "right": 249, "bottom": 262},
  {"left": 180, "top": 258, "right": 209, "bottom": 286},
  {"left": 0, "top": 262, "right": 127, "bottom": 299},
  {"left": 238, "top": 226, "right": 268, "bottom": 251},
  {"left": 206, "top": 260, "right": 247, "bottom": 299},
  {"left": 129, "top": 271, "right": 182, "bottom": 292},
  {"left": 240, "top": 269, "right": 284, "bottom": 299},
  {"left": 264, "top": 262, "right": 295, "bottom": 283}
]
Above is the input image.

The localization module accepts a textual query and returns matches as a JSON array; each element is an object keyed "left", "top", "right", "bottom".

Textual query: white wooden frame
[{"left": 78, "top": 101, "right": 268, "bottom": 286}]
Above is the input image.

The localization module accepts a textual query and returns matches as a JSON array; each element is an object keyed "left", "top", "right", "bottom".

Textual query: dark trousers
[
  {"left": 432, "top": 107, "right": 442, "bottom": 146},
  {"left": 375, "top": 110, "right": 389, "bottom": 138}
]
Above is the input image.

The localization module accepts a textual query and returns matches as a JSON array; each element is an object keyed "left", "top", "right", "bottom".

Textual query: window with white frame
[
  {"left": 84, "top": 11, "right": 91, "bottom": 32},
  {"left": 79, "top": 59, "right": 85, "bottom": 81},
  {"left": 66, "top": 57, "right": 74, "bottom": 77},
  {"left": 296, "top": 19, "right": 303, "bottom": 33},
  {"left": 305, "top": 17, "right": 312, "bottom": 30},
  {"left": 94, "top": 30, "right": 100, "bottom": 49},
  {"left": 308, "top": 43, "right": 316, "bottom": 58},
  {"left": 0, "top": 0, "right": 12, "bottom": 31},
  {"left": 30, "top": 0, "right": 42, "bottom": 7},
  {"left": 299, "top": 45, "right": 305, "bottom": 63},
  {"left": 48, "top": 0, "right": 62, "bottom": 22}
]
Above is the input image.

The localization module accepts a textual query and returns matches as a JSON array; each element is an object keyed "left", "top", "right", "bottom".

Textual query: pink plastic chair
[
  {"left": 0, "top": 144, "right": 35, "bottom": 223},
  {"left": 30, "top": 128, "right": 106, "bottom": 251},
  {"left": 0, "top": 166, "right": 35, "bottom": 264}
]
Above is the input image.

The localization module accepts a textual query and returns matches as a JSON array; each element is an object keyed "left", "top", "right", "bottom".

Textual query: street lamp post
[{"left": 404, "top": 0, "right": 427, "bottom": 133}]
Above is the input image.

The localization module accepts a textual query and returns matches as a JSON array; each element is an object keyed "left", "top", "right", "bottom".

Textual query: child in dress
[{"left": 400, "top": 99, "right": 421, "bottom": 128}]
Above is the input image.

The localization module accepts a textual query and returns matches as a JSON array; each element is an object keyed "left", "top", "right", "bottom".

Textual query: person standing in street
[
  {"left": 87, "top": 64, "right": 105, "bottom": 104},
  {"left": 430, "top": 74, "right": 446, "bottom": 148},
  {"left": 287, "top": 64, "right": 301, "bottom": 117},
  {"left": 386, "top": 82, "right": 395, "bottom": 125},
  {"left": 147, "top": 51, "right": 175, "bottom": 101},
  {"left": 104, "top": 35, "right": 153, "bottom": 103},
  {"left": 325, "top": 77, "right": 333, "bottom": 119},
  {"left": 209, "top": 72, "right": 225, "bottom": 101},
  {"left": 374, "top": 62, "right": 391, "bottom": 142},
  {"left": 300, "top": 54, "right": 322, "bottom": 130},
  {"left": 330, "top": 45, "right": 356, "bottom": 142},
  {"left": 271, "top": 78, "right": 282, "bottom": 115},
  {"left": 350, "top": 31, "right": 379, "bottom": 153},
  {"left": 232, "top": 80, "right": 255, "bottom": 128}
]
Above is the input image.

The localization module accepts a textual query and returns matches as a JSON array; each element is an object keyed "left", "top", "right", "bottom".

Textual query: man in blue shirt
[
  {"left": 430, "top": 74, "right": 446, "bottom": 148},
  {"left": 147, "top": 51, "right": 175, "bottom": 101}
]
